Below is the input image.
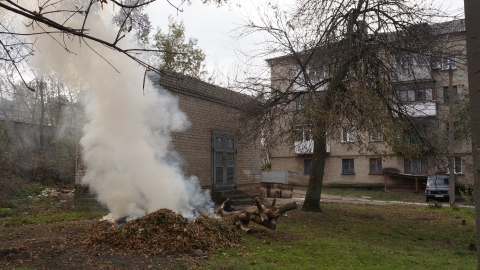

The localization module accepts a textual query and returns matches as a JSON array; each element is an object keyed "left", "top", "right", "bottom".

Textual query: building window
[
  {"left": 404, "top": 158, "right": 428, "bottom": 174},
  {"left": 342, "top": 159, "right": 355, "bottom": 174},
  {"left": 293, "top": 66, "right": 309, "bottom": 92},
  {"left": 447, "top": 156, "right": 462, "bottom": 174},
  {"left": 395, "top": 82, "right": 435, "bottom": 103},
  {"left": 304, "top": 159, "right": 312, "bottom": 175},
  {"left": 370, "top": 158, "right": 382, "bottom": 173},
  {"left": 369, "top": 130, "right": 381, "bottom": 142},
  {"left": 402, "top": 54, "right": 430, "bottom": 68},
  {"left": 454, "top": 157, "right": 462, "bottom": 174},
  {"left": 443, "top": 86, "right": 458, "bottom": 104},
  {"left": 398, "top": 88, "right": 433, "bottom": 102},
  {"left": 295, "top": 125, "right": 312, "bottom": 141},
  {"left": 341, "top": 128, "right": 355, "bottom": 143},
  {"left": 295, "top": 99, "right": 304, "bottom": 112},
  {"left": 417, "top": 88, "right": 433, "bottom": 101},
  {"left": 441, "top": 55, "right": 456, "bottom": 70}
]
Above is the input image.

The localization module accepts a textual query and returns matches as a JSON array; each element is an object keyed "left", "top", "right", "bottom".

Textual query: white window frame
[
  {"left": 446, "top": 156, "right": 462, "bottom": 174},
  {"left": 341, "top": 128, "right": 355, "bottom": 143},
  {"left": 441, "top": 55, "right": 456, "bottom": 70},
  {"left": 369, "top": 130, "right": 381, "bottom": 142}
]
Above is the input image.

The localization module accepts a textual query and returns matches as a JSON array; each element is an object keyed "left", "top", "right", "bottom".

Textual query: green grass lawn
[
  {"left": 201, "top": 203, "right": 476, "bottom": 269},
  {"left": 1, "top": 185, "right": 476, "bottom": 269},
  {"left": 0, "top": 195, "right": 107, "bottom": 227}
]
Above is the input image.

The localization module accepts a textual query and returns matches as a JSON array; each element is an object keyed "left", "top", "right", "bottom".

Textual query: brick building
[
  {"left": 75, "top": 71, "right": 262, "bottom": 197},
  {"left": 267, "top": 19, "right": 473, "bottom": 190}
]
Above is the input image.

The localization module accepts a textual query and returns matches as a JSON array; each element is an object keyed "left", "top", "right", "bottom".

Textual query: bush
[
  {"left": 11, "top": 184, "right": 43, "bottom": 198},
  {"left": 428, "top": 200, "right": 442, "bottom": 209},
  {"left": 0, "top": 208, "right": 13, "bottom": 217},
  {"left": 460, "top": 185, "right": 474, "bottom": 204}
]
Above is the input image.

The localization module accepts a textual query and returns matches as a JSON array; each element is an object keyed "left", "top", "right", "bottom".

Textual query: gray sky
[{"left": 147, "top": 0, "right": 465, "bottom": 83}]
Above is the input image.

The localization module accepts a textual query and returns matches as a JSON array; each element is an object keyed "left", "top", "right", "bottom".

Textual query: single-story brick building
[{"left": 75, "top": 71, "right": 262, "bottom": 198}]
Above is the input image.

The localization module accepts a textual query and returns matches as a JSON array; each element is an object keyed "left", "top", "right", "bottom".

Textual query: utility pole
[
  {"left": 463, "top": 0, "right": 480, "bottom": 268},
  {"left": 448, "top": 64, "right": 455, "bottom": 206}
]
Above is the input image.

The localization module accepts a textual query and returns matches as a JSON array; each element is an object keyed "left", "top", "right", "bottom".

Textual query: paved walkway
[{"left": 265, "top": 194, "right": 474, "bottom": 209}]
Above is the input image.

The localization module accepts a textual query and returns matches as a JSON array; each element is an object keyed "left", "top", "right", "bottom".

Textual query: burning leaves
[{"left": 80, "top": 209, "right": 240, "bottom": 255}]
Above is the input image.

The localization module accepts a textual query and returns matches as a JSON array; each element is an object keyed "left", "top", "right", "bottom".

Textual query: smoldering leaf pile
[{"left": 80, "top": 209, "right": 240, "bottom": 255}]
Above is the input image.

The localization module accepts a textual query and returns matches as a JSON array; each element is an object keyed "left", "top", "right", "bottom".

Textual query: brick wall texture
[{"left": 152, "top": 72, "right": 262, "bottom": 195}]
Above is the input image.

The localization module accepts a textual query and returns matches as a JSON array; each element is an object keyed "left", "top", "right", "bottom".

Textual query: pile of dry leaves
[{"left": 80, "top": 209, "right": 240, "bottom": 255}]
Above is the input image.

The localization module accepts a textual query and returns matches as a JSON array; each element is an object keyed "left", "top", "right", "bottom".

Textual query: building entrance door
[{"left": 212, "top": 131, "right": 236, "bottom": 189}]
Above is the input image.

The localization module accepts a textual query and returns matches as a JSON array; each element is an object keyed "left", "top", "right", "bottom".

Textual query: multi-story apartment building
[{"left": 267, "top": 19, "right": 472, "bottom": 191}]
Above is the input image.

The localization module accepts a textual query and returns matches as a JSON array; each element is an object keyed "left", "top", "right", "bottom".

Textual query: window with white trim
[
  {"left": 369, "top": 130, "right": 381, "bottom": 142},
  {"left": 295, "top": 125, "right": 312, "bottom": 141},
  {"left": 341, "top": 128, "right": 355, "bottom": 143},
  {"left": 447, "top": 156, "right": 462, "bottom": 174},
  {"left": 441, "top": 55, "right": 456, "bottom": 70}
]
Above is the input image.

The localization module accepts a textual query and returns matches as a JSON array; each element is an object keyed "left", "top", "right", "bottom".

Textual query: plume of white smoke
[{"left": 16, "top": 1, "right": 214, "bottom": 219}]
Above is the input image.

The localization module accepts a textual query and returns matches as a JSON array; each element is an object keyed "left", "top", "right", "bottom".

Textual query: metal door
[{"left": 212, "top": 131, "right": 236, "bottom": 189}]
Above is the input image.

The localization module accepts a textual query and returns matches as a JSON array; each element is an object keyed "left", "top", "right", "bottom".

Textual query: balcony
[
  {"left": 294, "top": 139, "right": 330, "bottom": 155},
  {"left": 404, "top": 101, "right": 436, "bottom": 117}
]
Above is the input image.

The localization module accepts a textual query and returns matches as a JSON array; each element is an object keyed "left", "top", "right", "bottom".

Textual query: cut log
[{"left": 216, "top": 197, "right": 297, "bottom": 233}]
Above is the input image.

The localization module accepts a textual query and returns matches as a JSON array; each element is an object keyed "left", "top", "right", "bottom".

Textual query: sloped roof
[{"left": 148, "top": 71, "right": 252, "bottom": 109}]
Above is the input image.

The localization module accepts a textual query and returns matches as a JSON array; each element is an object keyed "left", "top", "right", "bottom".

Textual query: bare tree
[
  {"left": 0, "top": 0, "right": 226, "bottom": 91},
  {"left": 236, "top": 0, "right": 463, "bottom": 212}
]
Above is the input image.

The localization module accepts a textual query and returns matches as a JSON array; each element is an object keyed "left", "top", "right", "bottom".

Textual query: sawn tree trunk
[{"left": 216, "top": 197, "right": 298, "bottom": 233}]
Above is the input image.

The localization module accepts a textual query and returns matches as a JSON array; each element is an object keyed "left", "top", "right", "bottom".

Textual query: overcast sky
[{"left": 146, "top": 0, "right": 466, "bottom": 83}]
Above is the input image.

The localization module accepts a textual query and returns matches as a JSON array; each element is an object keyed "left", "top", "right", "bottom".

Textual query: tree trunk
[
  {"left": 302, "top": 120, "right": 327, "bottom": 212},
  {"left": 301, "top": 9, "right": 359, "bottom": 212},
  {"left": 448, "top": 66, "right": 456, "bottom": 206},
  {"left": 463, "top": 0, "right": 480, "bottom": 268},
  {"left": 37, "top": 79, "right": 45, "bottom": 153},
  {"left": 216, "top": 197, "right": 298, "bottom": 233}
]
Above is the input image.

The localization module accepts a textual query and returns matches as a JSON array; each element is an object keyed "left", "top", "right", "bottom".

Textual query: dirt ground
[
  {"left": 0, "top": 219, "right": 204, "bottom": 269},
  {"left": 0, "top": 193, "right": 207, "bottom": 270}
]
